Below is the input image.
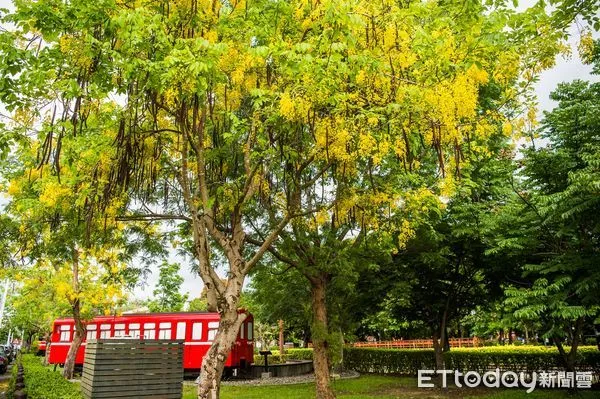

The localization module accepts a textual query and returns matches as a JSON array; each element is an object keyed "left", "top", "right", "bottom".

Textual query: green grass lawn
[{"left": 182, "top": 375, "right": 599, "bottom": 399}]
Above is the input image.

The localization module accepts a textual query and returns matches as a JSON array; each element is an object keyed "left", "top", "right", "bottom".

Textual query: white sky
[{"left": 0, "top": 0, "right": 598, "bottom": 302}]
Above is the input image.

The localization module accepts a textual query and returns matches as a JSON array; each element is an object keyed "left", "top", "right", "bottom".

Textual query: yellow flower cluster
[
  {"left": 578, "top": 31, "right": 595, "bottom": 64},
  {"left": 397, "top": 219, "right": 415, "bottom": 250},
  {"left": 59, "top": 34, "right": 93, "bottom": 70},
  {"left": 39, "top": 181, "right": 72, "bottom": 209},
  {"left": 279, "top": 92, "right": 311, "bottom": 122}
]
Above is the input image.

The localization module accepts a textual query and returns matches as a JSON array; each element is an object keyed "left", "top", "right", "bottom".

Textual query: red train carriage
[{"left": 48, "top": 311, "right": 254, "bottom": 370}]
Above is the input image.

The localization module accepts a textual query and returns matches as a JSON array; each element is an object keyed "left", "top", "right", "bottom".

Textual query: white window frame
[
  {"left": 158, "top": 329, "right": 171, "bottom": 339},
  {"left": 247, "top": 322, "right": 253, "bottom": 340},
  {"left": 100, "top": 324, "right": 111, "bottom": 339},
  {"left": 143, "top": 323, "right": 156, "bottom": 339},
  {"left": 86, "top": 324, "right": 97, "bottom": 340},
  {"left": 158, "top": 323, "right": 172, "bottom": 340},
  {"left": 158, "top": 323, "right": 172, "bottom": 339},
  {"left": 192, "top": 322, "right": 203, "bottom": 340},
  {"left": 208, "top": 322, "right": 219, "bottom": 341},
  {"left": 176, "top": 322, "right": 186, "bottom": 340},
  {"left": 60, "top": 325, "right": 71, "bottom": 342},
  {"left": 114, "top": 323, "right": 126, "bottom": 338},
  {"left": 129, "top": 323, "right": 140, "bottom": 338}
]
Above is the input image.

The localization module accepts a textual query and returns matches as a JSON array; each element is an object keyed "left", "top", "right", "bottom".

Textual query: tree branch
[
  {"left": 244, "top": 215, "right": 291, "bottom": 274},
  {"left": 245, "top": 236, "right": 299, "bottom": 268},
  {"left": 115, "top": 214, "right": 192, "bottom": 222}
]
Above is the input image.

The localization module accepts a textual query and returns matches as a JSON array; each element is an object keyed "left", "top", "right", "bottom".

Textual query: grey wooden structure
[{"left": 81, "top": 339, "right": 184, "bottom": 399}]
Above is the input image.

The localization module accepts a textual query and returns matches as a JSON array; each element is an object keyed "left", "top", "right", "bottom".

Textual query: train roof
[{"left": 52, "top": 310, "right": 252, "bottom": 323}]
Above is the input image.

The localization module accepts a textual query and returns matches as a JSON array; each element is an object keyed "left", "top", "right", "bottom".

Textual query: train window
[
  {"left": 192, "top": 323, "right": 202, "bottom": 340},
  {"left": 114, "top": 323, "right": 126, "bottom": 338},
  {"left": 240, "top": 323, "right": 245, "bottom": 339},
  {"left": 144, "top": 323, "right": 156, "bottom": 339},
  {"left": 100, "top": 324, "right": 111, "bottom": 339},
  {"left": 60, "top": 325, "right": 71, "bottom": 342},
  {"left": 158, "top": 330, "right": 170, "bottom": 339},
  {"left": 158, "top": 323, "right": 171, "bottom": 339},
  {"left": 247, "top": 322, "right": 253, "bottom": 340},
  {"left": 176, "top": 322, "right": 186, "bottom": 340},
  {"left": 207, "top": 322, "right": 219, "bottom": 341},
  {"left": 144, "top": 329, "right": 156, "bottom": 339},
  {"left": 129, "top": 323, "right": 140, "bottom": 338},
  {"left": 86, "top": 324, "right": 97, "bottom": 340}
]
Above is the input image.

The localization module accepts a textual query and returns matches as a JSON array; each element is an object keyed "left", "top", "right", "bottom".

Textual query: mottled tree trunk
[
  {"left": 63, "top": 300, "right": 85, "bottom": 379},
  {"left": 310, "top": 276, "right": 336, "bottom": 399},
  {"left": 63, "top": 248, "right": 85, "bottom": 380},
  {"left": 198, "top": 307, "right": 245, "bottom": 399}
]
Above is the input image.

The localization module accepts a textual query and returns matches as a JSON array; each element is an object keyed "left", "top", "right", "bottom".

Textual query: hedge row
[
  {"left": 344, "top": 348, "right": 435, "bottom": 374},
  {"left": 13, "top": 354, "right": 83, "bottom": 399},
  {"left": 343, "top": 346, "right": 600, "bottom": 376},
  {"left": 253, "top": 348, "right": 314, "bottom": 365},
  {"left": 446, "top": 347, "right": 600, "bottom": 374},
  {"left": 287, "top": 348, "right": 314, "bottom": 360}
]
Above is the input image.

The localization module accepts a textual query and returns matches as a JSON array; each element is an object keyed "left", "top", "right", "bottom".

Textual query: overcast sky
[{"left": 0, "top": 0, "right": 597, "bottom": 302}]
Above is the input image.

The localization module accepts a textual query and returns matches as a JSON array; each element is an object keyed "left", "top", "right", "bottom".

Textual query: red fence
[{"left": 352, "top": 337, "right": 482, "bottom": 349}]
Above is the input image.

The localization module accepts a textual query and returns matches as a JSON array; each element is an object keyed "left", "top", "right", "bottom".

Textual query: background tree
[
  {"left": 244, "top": 0, "right": 566, "bottom": 394},
  {"left": 147, "top": 261, "right": 188, "bottom": 313},
  {"left": 358, "top": 132, "right": 517, "bottom": 369},
  {"left": 4, "top": 270, "right": 65, "bottom": 351},
  {"left": 1, "top": 68, "right": 159, "bottom": 381},
  {"left": 489, "top": 39, "right": 600, "bottom": 372},
  {"left": 247, "top": 265, "right": 312, "bottom": 347},
  {"left": 187, "top": 297, "right": 209, "bottom": 312}
]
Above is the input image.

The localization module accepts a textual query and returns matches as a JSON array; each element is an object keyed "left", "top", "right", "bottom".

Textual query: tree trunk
[
  {"left": 279, "top": 319, "right": 285, "bottom": 362},
  {"left": 595, "top": 324, "right": 600, "bottom": 351},
  {"left": 310, "top": 276, "right": 336, "bottom": 399},
  {"left": 43, "top": 341, "right": 51, "bottom": 366},
  {"left": 432, "top": 330, "right": 444, "bottom": 371},
  {"left": 337, "top": 327, "right": 345, "bottom": 373},
  {"left": 63, "top": 249, "right": 84, "bottom": 379},
  {"left": 442, "top": 328, "right": 450, "bottom": 352},
  {"left": 63, "top": 300, "right": 85, "bottom": 379},
  {"left": 303, "top": 328, "right": 310, "bottom": 348},
  {"left": 554, "top": 317, "right": 584, "bottom": 373},
  {"left": 197, "top": 306, "right": 246, "bottom": 399}
]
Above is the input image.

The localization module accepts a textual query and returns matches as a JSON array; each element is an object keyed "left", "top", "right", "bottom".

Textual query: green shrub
[
  {"left": 253, "top": 354, "right": 283, "bottom": 365},
  {"left": 446, "top": 346, "right": 600, "bottom": 374},
  {"left": 253, "top": 348, "right": 314, "bottom": 365},
  {"left": 6, "top": 357, "right": 18, "bottom": 398},
  {"left": 343, "top": 348, "right": 436, "bottom": 374},
  {"left": 343, "top": 346, "right": 600, "bottom": 376},
  {"left": 286, "top": 348, "right": 313, "bottom": 360},
  {"left": 17, "top": 354, "right": 83, "bottom": 399}
]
